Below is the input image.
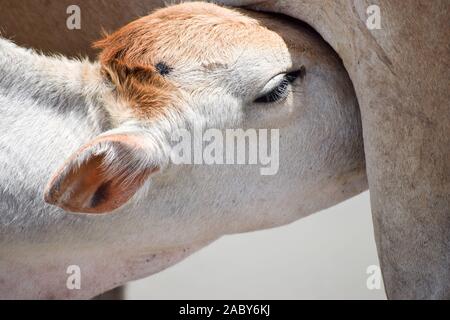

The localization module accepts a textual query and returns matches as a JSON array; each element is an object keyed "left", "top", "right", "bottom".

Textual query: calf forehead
[
  {"left": 155, "top": 16, "right": 285, "bottom": 67},
  {"left": 100, "top": 3, "right": 286, "bottom": 71},
  {"left": 95, "top": 3, "right": 291, "bottom": 120}
]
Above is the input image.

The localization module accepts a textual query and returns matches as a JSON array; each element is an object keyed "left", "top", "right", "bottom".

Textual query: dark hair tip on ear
[{"left": 90, "top": 181, "right": 112, "bottom": 208}]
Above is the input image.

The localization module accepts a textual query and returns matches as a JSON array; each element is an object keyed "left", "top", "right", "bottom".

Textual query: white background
[{"left": 126, "top": 191, "right": 386, "bottom": 299}]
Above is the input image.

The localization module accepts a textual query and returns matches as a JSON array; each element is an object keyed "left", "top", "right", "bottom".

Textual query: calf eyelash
[{"left": 254, "top": 68, "right": 304, "bottom": 104}]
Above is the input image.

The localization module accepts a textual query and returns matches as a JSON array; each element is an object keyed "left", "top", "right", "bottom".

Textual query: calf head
[{"left": 44, "top": 2, "right": 366, "bottom": 227}]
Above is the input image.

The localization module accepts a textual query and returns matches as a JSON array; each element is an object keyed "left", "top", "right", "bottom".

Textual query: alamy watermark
[
  {"left": 66, "top": 265, "right": 81, "bottom": 290},
  {"left": 366, "top": 265, "right": 382, "bottom": 290},
  {"left": 170, "top": 128, "right": 280, "bottom": 176},
  {"left": 66, "top": 5, "right": 81, "bottom": 30},
  {"left": 366, "top": 5, "right": 381, "bottom": 30}
]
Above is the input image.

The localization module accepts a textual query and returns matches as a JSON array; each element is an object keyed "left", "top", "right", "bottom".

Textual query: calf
[{"left": 0, "top": 2, "right": 366, "bottom": 298}]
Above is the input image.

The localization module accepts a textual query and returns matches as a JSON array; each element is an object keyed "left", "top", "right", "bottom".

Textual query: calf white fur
[{"left": 0, "top": 3, "right": 367, "bottom": 298}]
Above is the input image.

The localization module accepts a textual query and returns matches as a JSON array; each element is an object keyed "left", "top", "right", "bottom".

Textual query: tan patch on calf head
[{"left": 94, "top": 2, "right": 283, "bottom": 120}]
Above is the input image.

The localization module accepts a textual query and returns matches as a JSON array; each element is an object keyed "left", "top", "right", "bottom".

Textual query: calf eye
[{"left": 254, "top": 69, "right": 304, "bottom": 104}]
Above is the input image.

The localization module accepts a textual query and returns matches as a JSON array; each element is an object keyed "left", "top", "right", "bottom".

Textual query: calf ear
[{"left": 44, "top": 133, "right": 158, "bottom": 214}]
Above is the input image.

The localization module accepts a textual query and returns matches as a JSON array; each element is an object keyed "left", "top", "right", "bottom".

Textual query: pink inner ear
[{"left": 44, "top": 135, "right": 157, "bottom": 214}]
